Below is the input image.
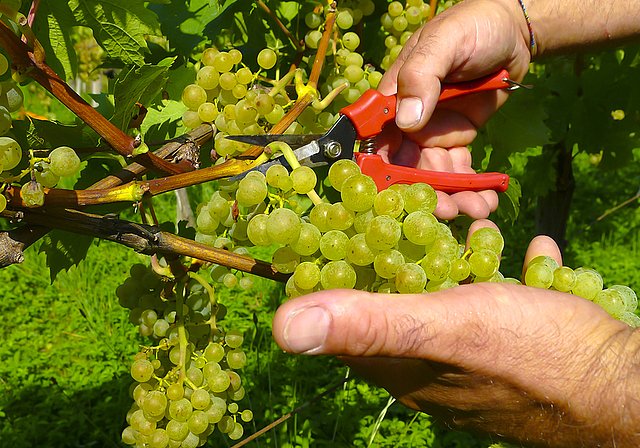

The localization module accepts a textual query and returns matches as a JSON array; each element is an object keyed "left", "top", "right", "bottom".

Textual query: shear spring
[{"left": 360, "top": 137, "right": 377, "bottom": 154}]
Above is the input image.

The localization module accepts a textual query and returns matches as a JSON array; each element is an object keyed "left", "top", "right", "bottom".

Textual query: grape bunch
[{"left": 117, "top": 263, "right": 254, "bottom": 447}]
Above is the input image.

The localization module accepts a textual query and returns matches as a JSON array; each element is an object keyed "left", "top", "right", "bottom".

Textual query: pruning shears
[{"left": 226, "top": 69, "right": 524, "bottom": 193}]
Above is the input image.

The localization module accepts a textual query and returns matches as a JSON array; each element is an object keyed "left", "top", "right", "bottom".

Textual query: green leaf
[
  {"left": 40, "top": 230, "right": 94, "bottom": 282},
  {"left": 141, "top": 99, "right": 187, "bottom": 141},
  {"left": 177, "top": 220, "right": 196, "bottom": 240},
  {"left": 112, "top": 62, "right": 172, "bottom": 131},
  {"left": 69, "top": 0, "right": 162, "bottom": 66},
  {"left": 496, "top": 177, "right": 521, "bottom": 224},
  {"left": 277, "top": 2, "right": 301, "bottom": 22},
  {"left": 11, "top": 119, "right": 99, "bottom": 151},
  {"left": 32, "top": 0, "right": 78, "bottom": 81},
  {"left": 485, "top": 74, "right": 551, "bottom": 170}
]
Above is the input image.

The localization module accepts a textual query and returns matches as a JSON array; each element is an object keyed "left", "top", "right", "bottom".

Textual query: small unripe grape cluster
[{"left": 117, "top": 263, "right": 254, "bottom": 446}]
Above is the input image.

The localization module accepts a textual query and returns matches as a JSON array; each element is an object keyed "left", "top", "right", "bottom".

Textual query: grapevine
[{"left": 0, "top": 0, "right": 638, "bottom": 447}]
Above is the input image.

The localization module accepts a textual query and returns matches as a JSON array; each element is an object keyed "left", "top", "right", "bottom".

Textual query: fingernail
[
  {"left": 284, "top": 306, "right": 331, "bottom": 353},
  {"left": 396, "top": 97, "right": 423, "bottom": 129}
]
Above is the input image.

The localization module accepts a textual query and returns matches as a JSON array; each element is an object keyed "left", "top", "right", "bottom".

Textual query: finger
[
  {"left": 478, "top": 190, "right": 499, "bottom": 212},
  {"left": 450, "top": 191, "right": 492, "bottom": 219},
  {"left": 271, "top": 284, "right": 617, "bottom": 363},
  {"left": 404, "top": 110, "right": 477, "bottom": 148},
  {"left": 522, "top": 235, "right": 563, "bottom": 279},
  {"left": 448, "top": 146, "right": 473, "bottom": 170},
  {"left": 433, "top": 191, "right": 459, "bottom": 220},
  {"left": 376, "top": 123, "right": 403, "bottom": 164},
  {"left": 417, "top": 147, "right": 453, "bottom": 171}
]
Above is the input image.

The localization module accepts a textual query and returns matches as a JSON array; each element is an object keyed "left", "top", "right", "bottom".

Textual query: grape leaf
[
  {"left": 485, "top": 74, "right": 551, "bottom": 171},
  {"left": 495, "top": 177, "right": 521, "bottom": 224},
  {"left": 141, "top": 99, "right": 187, "bottom": 142},
  {"left": 69, "top": 0, "right": 162, "bottom": 66},
  {"left": 112, "top": 60, "right": 172, "bottom": 132},
  {"left": 32, "top": 0, "right": 78, "bottom": 81},
  {"left": 277, "top": 2, "right": 301, "bottom": 22},
  {"left": 11, "top": 119, "right": 99, "bottom": 151},
  {"left": 40, "top": 230, "right": 94, "bottom": 283}
]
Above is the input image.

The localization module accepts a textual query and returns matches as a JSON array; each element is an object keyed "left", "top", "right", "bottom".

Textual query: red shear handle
[
  {"left": 355, "top": 153, "right": 509, "bottom": 193},
  {"left": 341, "top": 69, "right": 511, "bottom": 139}
]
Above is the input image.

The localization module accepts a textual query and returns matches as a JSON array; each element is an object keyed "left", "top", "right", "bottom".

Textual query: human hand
[
  {"left": 374, "top": 0, "right": 532, "bottom": 220},
  {"left": 272, "top": 234, "right": 640, "bottom": 447}
]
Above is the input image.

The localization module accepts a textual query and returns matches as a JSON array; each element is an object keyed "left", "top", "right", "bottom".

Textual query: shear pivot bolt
[{"left": 324, "top": 141, "right": 342, "bottom": 159}]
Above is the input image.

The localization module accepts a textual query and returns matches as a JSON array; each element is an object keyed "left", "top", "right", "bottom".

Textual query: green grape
[
  {"left": 305, "top": 30, "right": 322, "bottom": 49},
  {"left": 336, "top": 10, "right": 354, "bottom": 29},
  {"left": 469, "top": 249, "right": 500, "bottom": 278},
  {"left": 593, "top": 289, "right": 627, "bottom": 318},
  {"left": 234, "top": 99, "right": 257, "bottom": 124},
  {"left": 272, "top": 246, "right": 300, "bottom": 273},
  {"left": 385, "top": 35, "right": 398, "bottom": 49},
  {"left": 122, "top": 426, "right": 136, "bottom": 445},
  {"left": 345, "top": 52, "right": 364, "bottom": 67},
  {"left": 290, "top": 222, "right": 321, "bottom": 256},
  {"left": 0, "top": 106, "right": 10, "bottom": 135},
  {"left": 388, "top": 1, "right": 404, "bottom": 16},
  {"left": 202, "top": 363, "right": 222, "bottom": 384},
  {"left": 326, "top": 202, "right": 355, "bottom": 230},
  {"left": 320, "top": 260, "right": 357, "bottom": 289},
  {"left": 373, "top": 188, "right": 404, "bottom": 218},
  {"left": 166, "top": 418, "right": 189, "bottom": 441},
  {"left": 187, "top": 410, "right": 209, "bottom": 435},
  {"left": 421, "top": 252, "right": 451, "bottom": 281},
  {"left": 182, "top": 110, "right": 203, "bottom": 128},
  {"left": 196, "top": 207, "right": 219, "bottom": 235},
  {"left": 610, "top": 285, "right": 638, "bottom": 312},
  {"left": 21, "top": 180, "right": 44, "bottom": 207},
  {"left": 0, "top": 136, "right": 21, "bottom": 170},
  {"left": 236, "top": 176, "right": 268, "bottom": 207},
  {"left": 266, "top": 164, "right": 288, "bottom": 188},
  {"left": 320, "top": 230, "right": 349, "bottom": 260},
  {"left": 131, "top": 409, "right": 156, "bottom": 435},
  {"left": 0, "top": 82, "right": 23, "bottom": 112},
  {"left": 309, "top": 202, "right": 332, "bottom": 233},
  {"left": 374, "top": 249, "right": 405, "bottom": 279},
  {"left": 219, "top": 72, "right": 237, "bottom": 90},
  {"left": 529, "top": 255, "right": 559, "bottom": 270},
  {"left": 405, "top": 5, "right": 422, "bottom": 24},
  {"left": 344, "top": 65, "right": 364, "bottom": 83},
  {"left": 229, "top": 48, "right": 243, "bottom": 64},
  {"left": 524, "top": 261, "right": 554, "bottom": 289},
  {"left": 428, "top": 236, "right": 461, "bottom": 260},
  {"left": 257, "top": 48, "right": 277, "bottom": 69},
  {"left": 347, "top": 233, "right": 376, "bottom": 266},
  {"left": 328, "top": 159, "right": 361, "bottom": 191},
  {"left": 0, "top": 54, "right": 7, "bottom": 76},
  {"left": 619, "top": 312, "right": 640, "bottom": 328},
  {"left": 143, "top": 390, "right": 168, "bottom": 417},
  {"left": 265, "top": 104, "right": 285, "bottom": 124},
  {"left": 403, "top": 183, "right": 437, "bottom": 213},
  {"left": 449, "top": 258, "right": 471, "bottom": 282},
  {"left": 366, "top": 215, "right": 402, "bottom": 251},
  {"left": 426, "top": 277, "right": 459, "bottom": 292},
  {"left": 241, "top": 409, "right": 253, "bottom": 422},
  {"left": 213, "top": 52, "right": 234, "bottom": 72},
  {"left": 197, "top": 66, "right": 219, "bottom": 89},
  {"left": 229, "top": 422, "right": 244, "bottom": 440},
  {"left": 392, "top": 15, "right": 408, "bottom": 32},
  {"left": 572, "top": 269, "right": 603, "bottom": 300},
  {"left": 198, "top": 102, "right": 218, "bottom": 122},
  {"left": 131, "top": 358, "right": 154, "bottom": 382},
  {"left": 305, "top": 11, "right": 322, "bottom": 28},
  {"left": 201, "top": 48, "right": 219, "bottom": 66},
  {"left": 294, "top": 262, "right": 321, "bottom": 290},
  {"left": 267, "top": 207, "right": 301, "bottom": 244},
  {"left": 225, "top": 329, "right": 244, "bottom": 348},
  {"left": 552, "top": 266, "right": 577, "bottom": 292},
  {"left": 49, "top": 146, "right": 82, "bottom": 177},
  {"left": 236, "top": 67, "right": 253, "bottom": 85},
  {"left": 395, "top": 263, "right": 427, "bottom": 294},
  {"left": 222, "top": 273, "right": 239, "bottom": 288},
  {"left": 343, "top": 32, "right": 360, "bottom": 50},
  {"left": 239, "top": 276, "right": 254, "bottom": 290},
  {"left": 341, "top": 173, "right": 377, "bottom": 212},
  {"left": 182, "top": 84, "right": 207, "bottom": 111},
  {"left": 247, "top": 214, "right": 271, "bottom": 246},
  {"left": 278, "top": 175, "right": 293, "bottom": 191},
  {"left": 0, "top": 194, "right": 6, "bottom": 213},
  {"left": 291, "top": 166, "right": 317, "bottom": 194},
  {"left": 254, "top": 94, "right": 274, "bottom": 117},
  {"left": 402, "top": 211, "right": 438, "bottom": 246},
  {"left": 227, "top": 348, "right": 247, "bottom": 369},
  {"left": 359, "top": 0, "right": 376, "bottom": 15},
  {"left": 368, "top": 70, "right": 383, "bottom": 88},
  {"left": 468, "top": 226, "right": 504, "bottom": 254}
]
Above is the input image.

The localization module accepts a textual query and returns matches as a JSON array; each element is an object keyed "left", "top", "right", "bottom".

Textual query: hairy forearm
[{"left": 524, "top": 0, "right": 640, "bottom": 58}]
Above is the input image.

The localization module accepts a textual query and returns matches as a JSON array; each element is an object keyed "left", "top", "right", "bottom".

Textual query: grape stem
[
  {"left": 312, "top": 81, "right": 348, "bottom": 111},
  {"left": 270, "top": 142, "right": 324, "bottom": 206},
  {"left": 428, "top": 0, "right": 438, "bottom": 20},
  {"left": 175, "top": 281, "right": 189, "bottom": 388}
]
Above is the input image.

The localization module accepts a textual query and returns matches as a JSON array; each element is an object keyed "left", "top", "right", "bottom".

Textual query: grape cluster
[{"left": 117, "top": 263, "right": 253, "bottom": 447}]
